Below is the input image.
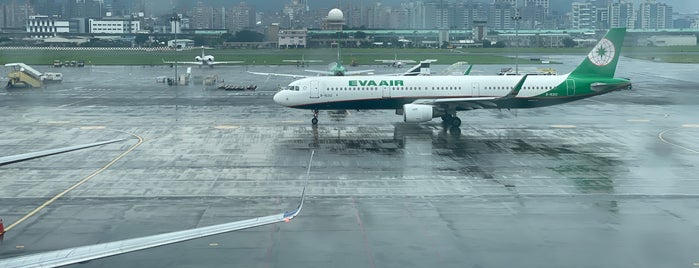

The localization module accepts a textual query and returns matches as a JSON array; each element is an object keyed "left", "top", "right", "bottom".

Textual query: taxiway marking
[
  {"left": 627, "top": 119, "right": 650, "bottom": 123},
  {"left": 658, "top": 128, "right": 698, "bottom": 154},
  {"left": 80, "top": 126, "right": 106, "bottom": 130},
  {"left": 3, "top": 130, "right": 145, "bottom": 233},
  {"left": 550, "top": 125, "right": 577, "bottom": 129},
  {"left": 214, "top": 125, "right": 239, "bottom": 130}
]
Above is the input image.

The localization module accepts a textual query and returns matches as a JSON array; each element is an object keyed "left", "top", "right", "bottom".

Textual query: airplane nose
[{"left": 273, "top": 90, "right": 286, "bottom": 105}]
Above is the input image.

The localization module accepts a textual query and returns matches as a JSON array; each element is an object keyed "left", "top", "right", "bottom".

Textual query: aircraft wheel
[
  {"left": 451, "top": 117, "right": 462, "bottom": 128},
  {"left": 311, "top": 118, "right": 318, "bottom": 125},
  {"left": 441, "top": 114, "right": 453, "bottom": 125},
  {"left": 449, "top": 126, "right": 462, "bottom": 136}
]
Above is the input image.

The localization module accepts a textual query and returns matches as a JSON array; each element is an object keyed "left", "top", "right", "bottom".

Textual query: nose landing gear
[{"left": 311, "top": 109, "right": 319, "bottom": 125}]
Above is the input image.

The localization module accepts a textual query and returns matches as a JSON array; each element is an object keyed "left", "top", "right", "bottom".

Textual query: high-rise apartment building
[
  {"left": 571, "top": 1, "right": 596, "bottom": 29},
  {"left": 609, "top": 1, "right": 635, "bottom": 29},
  {"left": 638, "top": 1, "right": 672, "bottom": 30},
  {"left": 489, "top": 1, "right": 516, "bottom": 30},
  {"left": 190, "top": 1, "right": 212, "bottom": 29},
  {"left": 228, "top": 2, "right": 256, "bottom": 32},
  {"left": 1, "top": 1, "right": 34, "bottom": 29}
]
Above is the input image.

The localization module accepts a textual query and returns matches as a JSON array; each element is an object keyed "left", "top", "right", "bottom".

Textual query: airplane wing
[
  {"left": 0, "top": 151, "right": 314, "bottom": 268},
  {"left": 0, "top": 139, "right": 125, "bottom": 166},
  {"left": 344, "top": 69, "right": 375, "bottom": 75},
  {"left": 210, "top": 61, "right": 244, "bottom": 65},
  {"left": 163, "top": 60, "right": 202, "bottom": 65},
  {"left": 283, "top": 60, "right": 322, "bottom": 63},
  {"left": 247, "top": 71, "right": 308, "bottom": 79},
  {"left": 374, "top": 60, "right": 416, "bottom": 64},
  {"left": 304, "top": 70, "right": 335, "bottom": 76},
  {"left": 412, "top": 75, "right": 528, "bottom": 110}
]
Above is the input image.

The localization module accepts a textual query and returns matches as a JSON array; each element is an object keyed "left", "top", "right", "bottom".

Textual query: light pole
[
  {"left": 511, "top": 15, "right": 522, "bottom": 75},
  {"left": 169, "top": 14, "right": 181, "bottom": 85}
]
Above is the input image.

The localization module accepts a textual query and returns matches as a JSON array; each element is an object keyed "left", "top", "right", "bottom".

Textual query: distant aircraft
[
  {"left": 163, "top": 47, "right": 243, "bottom": 68},
  {"left": 283, "top": 55, "right": 323, "bottom": 67},
  {"left": 0, "top": 151, "right": 314, "bottom": 268},
  {"left": 273, "top": 28, "right": 632, "bottom": 128},
  {"left": 375, "top": 54, "right": 416, "bottom": 68},
  {"left": 248, "top": 59, "right": 435, "bottom": 79}
]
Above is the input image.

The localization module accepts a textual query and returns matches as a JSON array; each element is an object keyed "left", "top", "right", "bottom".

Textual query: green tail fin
[{"left": 570, "top": 28, "right": 626, "bottom": 78}]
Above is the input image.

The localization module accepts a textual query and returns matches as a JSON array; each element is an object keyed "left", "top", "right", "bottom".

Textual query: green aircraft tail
[{"left": 570, "top": 28, "right": 626, "bottom": 78}]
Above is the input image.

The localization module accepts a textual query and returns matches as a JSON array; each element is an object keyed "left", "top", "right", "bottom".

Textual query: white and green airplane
[{"left": 273, "top": 28, "right": 632, "bottom": 127}]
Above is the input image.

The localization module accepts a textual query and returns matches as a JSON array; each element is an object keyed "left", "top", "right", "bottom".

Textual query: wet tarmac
[{"left": 0, "top": 58, "right": 698, "bottom": 268}]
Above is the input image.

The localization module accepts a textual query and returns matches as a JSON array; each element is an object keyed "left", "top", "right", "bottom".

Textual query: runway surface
[{"left": 1, "top": 58, "right": 698, "bottom": 268}]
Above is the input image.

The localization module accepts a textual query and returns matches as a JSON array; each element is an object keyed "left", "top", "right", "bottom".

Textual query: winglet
[
  {"left": 463, "top": 65, "right": 473, "bottom": 75},
  {"left": 283, "top": 150, "right": 314, "bottom": 221},
  {"left": 504, "top": 74, "right": 528, "bottom": 98}
]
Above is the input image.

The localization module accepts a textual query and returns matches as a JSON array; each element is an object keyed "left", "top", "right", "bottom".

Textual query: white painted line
[
  {"left": 627, "top": 119, "right": 650, "bottom": 123},
  {"left": 214, "top": 125, "right": 239, "bottom": 130},
  {"left": 281, "top": 121, "right": 304, "bottom": 124},
  {"left": 682, "top": 124, "right": 699, "bottom": 128},
  {"left": 80, "top": 126, "right": 106, "bottom": 130},
  {"left": 658, "top": 128, "right": 699, "bottom": 154},
  {"left": 550, "top": 125, "right": 577, "bottom": 129},
  {"left": 47, "top": 121, "right": 70, "bottom": 124}
]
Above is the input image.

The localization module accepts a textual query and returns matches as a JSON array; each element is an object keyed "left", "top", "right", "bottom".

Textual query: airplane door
[
  {"left": 566, "top": 79, "right": 576, "bottom": 96},
  {"left": 381, "top": 86, "right": 391, "bottom": 98},
  {"left": 471, "top": 83, "right": 479, "bottom": 96},
  {"left": 310, "top": 81, "right": 320, "bottom": 98}
]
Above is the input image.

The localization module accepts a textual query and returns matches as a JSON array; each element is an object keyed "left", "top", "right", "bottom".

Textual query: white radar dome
[{"left": 327, "top": 8, "right": 344, "bottom": 21}]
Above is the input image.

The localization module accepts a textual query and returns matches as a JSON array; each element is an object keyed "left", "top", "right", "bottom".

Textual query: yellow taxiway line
[{"left": 2, "top": 130, "right": 144, "bottom": 234}]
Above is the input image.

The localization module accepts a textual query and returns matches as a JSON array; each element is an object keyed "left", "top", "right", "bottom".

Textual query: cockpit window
[{"left": 288, "top": 86, "right": 300, "bottom": 91}]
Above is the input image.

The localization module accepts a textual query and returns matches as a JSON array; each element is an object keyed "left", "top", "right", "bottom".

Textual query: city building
[
  {"left": 1, "top": 2, "right": 34, "bottom": 29},
  {"left": 489, "top": 1, "right": 516, "bottom": 30},
  {"left": 191, "top": 1, "right": 213, "bottom": 29},
  {"left": 322, "top": 8, "right": 344, "bottom": 31},
  {"left": 609, "top": 2, "right": 635, "bottom": 29},
  {"left": 278, "top": 28, "right": 307, "bottom": 48},
  {"left": 89, "top": 17, "right": 141, "bottom": 34},
  {"left": 26, "top": 15, "right": 69, "bottom": 38},
  {"left": 571, "top": 2, "right": 596, "bottom": 29},
  {"left": 228, "top": 2, "right": 256, "bottom": 32},
  {"left": 638, "top": 1, "right": 673, "bottom": 30}
]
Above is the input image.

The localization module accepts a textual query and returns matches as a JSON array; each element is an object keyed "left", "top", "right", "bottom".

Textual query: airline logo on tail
[{"left": 588, "top": 38, "right": 616, "bottom": 67}]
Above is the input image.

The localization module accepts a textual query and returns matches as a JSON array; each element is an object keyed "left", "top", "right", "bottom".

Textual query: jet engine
[
  {"left": 196, "top": 55, "right": 215, "bottom": 62},
  {"left": 403, "top": 104, "right": 434, "bottom": 123}
]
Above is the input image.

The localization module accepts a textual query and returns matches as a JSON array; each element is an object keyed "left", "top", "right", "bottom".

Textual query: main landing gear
[
  {"left": 441, "top": 114, "right": 461, "bottom": 128},
  {"left": 311, "top": 109, "right": 319, "bottom": 125}
]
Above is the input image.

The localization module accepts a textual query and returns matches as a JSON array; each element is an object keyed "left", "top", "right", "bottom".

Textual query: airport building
[
  {"left": 89, "top": 18, "right": 141, "bottom": 34},
  {"left": 26, "top": 15, "right": 69, "bottom": 38},
  {"left": 278, "top": 28, "right": 308, "bottom": 48}
]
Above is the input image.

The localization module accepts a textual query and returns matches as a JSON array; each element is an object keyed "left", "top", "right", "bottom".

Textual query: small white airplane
[
  {"left": 273, "top": 28, "right": 632, "bottom": 128},
  {"left": 375, "top": 54, "right": 416, "bottom": 68},
  {"left": 163, "top": 47, "right": 243, "bottom": 68},
  {"left": 283, "top": 55, "right": 323, "bottom": 67}
]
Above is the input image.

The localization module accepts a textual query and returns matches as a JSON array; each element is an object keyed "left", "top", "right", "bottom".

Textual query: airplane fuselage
[{"left": 273, "top": 74, "right": 630, "bottom": 111}]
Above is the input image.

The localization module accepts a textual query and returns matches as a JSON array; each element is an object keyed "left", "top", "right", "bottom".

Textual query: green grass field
[{"left": 0, "top": 46, "right": 696, "bottom": 66}]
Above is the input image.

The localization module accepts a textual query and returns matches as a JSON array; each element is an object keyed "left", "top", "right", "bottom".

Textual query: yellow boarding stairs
[{"left": 4, "top": 63, "right": 62, "bottom": 88}]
